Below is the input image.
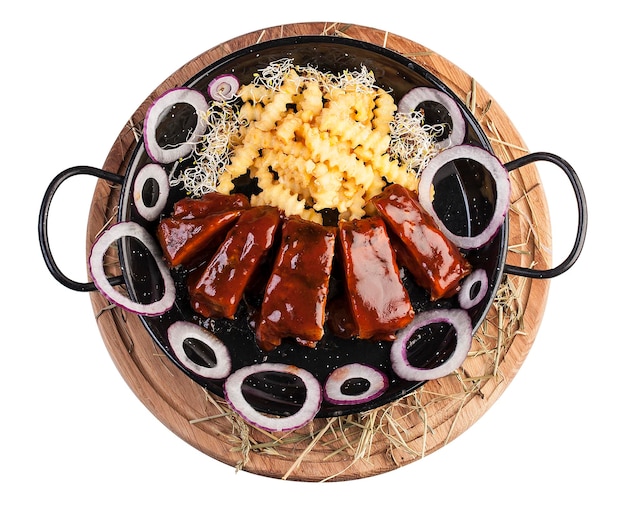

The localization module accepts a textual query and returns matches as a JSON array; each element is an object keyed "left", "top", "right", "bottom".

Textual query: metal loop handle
[
  {"left": 503, "top": 152, "right": 587, "bottom": 279},
  {"left": 38, "top": 166, "right": 126, "bottom": 292},
  {"left": 41, "top": 155, "right": 587, "bottom": 289}
]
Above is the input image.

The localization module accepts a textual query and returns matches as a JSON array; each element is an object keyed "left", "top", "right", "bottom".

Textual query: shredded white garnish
[
  {"left": 388, "top": 110, "right": 442, "bottom": 175},
  {"left": 252, "top": 57, "right": 294, "bottom": 92},
  {"left": 169, "top": 100, "right": 243, "bottom": 197},
  {"left": 296, "top": 62, "right": 379, "bottom": 94}
]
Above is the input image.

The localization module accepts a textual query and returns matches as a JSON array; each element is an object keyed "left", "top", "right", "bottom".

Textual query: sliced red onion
[
  {"left": 418, "top": 145, "right": 510, "bottom": 250},
  {"left": 88, "top": 221, "right": 176, "bottom": 316},
  {"left": 397, "top": 86, "right": 466, "bottom": 149},
  {"left": 208, "top": 74, "right": 239, "bottom": 101},
  {"left": 167, "top": 321, "right": 231, "bottom": 379},
  {"left": 224, "top": 363, "right": 322, "bottom": 432},
  {"left": 458, "top": 268, "right": 488, "bottom": 309},
  {"left": 323, "top": 363, "right": 389, "bottom": 405},
  {"left": 143, "top": 88, "right": 208, "bottom": 164},
  {"left": 390, "top": 308, "right": 473, "bottom": 382},
  {"left": 132, "top": 163, "right": 170, "bottom": 222}
]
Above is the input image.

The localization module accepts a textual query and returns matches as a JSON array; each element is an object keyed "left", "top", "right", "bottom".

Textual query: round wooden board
[{"left": 86, "top": 22, "right": 551, "bottom": 482}]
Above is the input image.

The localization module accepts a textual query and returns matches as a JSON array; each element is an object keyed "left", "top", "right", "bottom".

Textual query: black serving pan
[{"left": 39, "top": 36, "right": 587, "bottom": 419}]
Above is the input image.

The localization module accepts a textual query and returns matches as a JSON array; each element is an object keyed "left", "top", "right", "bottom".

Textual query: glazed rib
[
  {"left": 156, "top": 210, "right": 242, "bottom": 268},
  {"left": 189, "top": 206, "right": 281, "bottom": 319},
  {"left": 338, "top": 216, "right": 414, "bottom": 340},
  {"left": 372, "top": 183, "right": 471, "bottom": 300},
  {"left": 256, "top": 216, "right": 336, "bottom": 350},
  {"left": 172, "top": 192, "right": 250, "bottom": 219}
]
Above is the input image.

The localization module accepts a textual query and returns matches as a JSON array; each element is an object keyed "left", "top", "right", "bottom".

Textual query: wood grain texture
[{"left": 86, "top": 22, "right": 551, "bottom": 482}]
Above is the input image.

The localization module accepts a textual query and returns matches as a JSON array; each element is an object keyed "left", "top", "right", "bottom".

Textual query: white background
[{"left": 2, "top": 1, "right": 622, "bottom": 503}]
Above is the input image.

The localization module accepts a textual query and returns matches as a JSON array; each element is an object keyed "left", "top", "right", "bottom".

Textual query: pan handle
[
  {"left": 503, "top": 152, "right": 587, "bottom": 279},
  {"left": 39, "top": 166, "right": 126, "bottom": 292}
]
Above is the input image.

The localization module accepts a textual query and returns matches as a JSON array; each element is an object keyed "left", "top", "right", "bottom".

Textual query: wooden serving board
[{"left": 86, "top": 22, "right": 551, "bottom": 482}]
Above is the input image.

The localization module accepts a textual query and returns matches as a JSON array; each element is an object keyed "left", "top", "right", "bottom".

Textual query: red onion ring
[
  {"left": 390, "top": 308, "right": 473, "bottom": 381},
  {"left": 458, "top": 268, "right": 488, "bottom": 309},
  {"left": 88, "top": 221, "right": 176, "bottom": 316},
  {"left": 143, "top": 88, "right": 208, "bottom": 164},
  {"left": 208, "top": 74, "right": 239, "bottom": 101},
  {"left": 418, "top": 145, "right": 510, "bottom": 250},
  {"left": 132, "top": 163, "right": 170, "bottom": 222},
  {"left": 167, "top": 321, "right": 231, "bottom": 379},
  {"left": 224, "top": 363, "right": 322, "bottom": 432},
  {"left": 397, "top": 86, "right": 466, "bottom": 149},
  {"left": 323, "top": 363, "right": 389, "bottom": 405}
]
